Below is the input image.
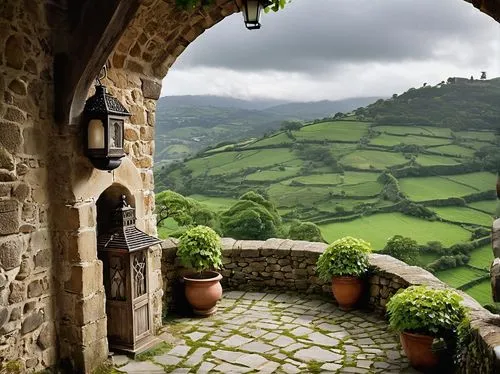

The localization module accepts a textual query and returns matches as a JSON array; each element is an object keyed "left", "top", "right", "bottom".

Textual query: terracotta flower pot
[
  {"left": 331, "top": 276, "right": 363, "bottom": 310},
  {"left": 400, "top": 331, "right": 439, "bottom": 369},
  {"left": 183, "top": 271, "right": 223, "bottom": 316}
]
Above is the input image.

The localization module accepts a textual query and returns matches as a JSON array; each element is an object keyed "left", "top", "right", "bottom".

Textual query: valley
[{"left": 156, "top": 116, "right": 499, "bottom": 306}]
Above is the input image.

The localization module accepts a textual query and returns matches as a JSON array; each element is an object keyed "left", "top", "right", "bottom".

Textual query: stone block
[
  {"left": 34, "top": 248, "right": 51, "bottom": 269},
  {"left": 75, "top": 291, "right": 106, "bottom": 326},
  {"left": 37, "top": 322, "right": 55, "bottom": 350},
  {"left": 21, "top": 310, "right": 44, "bottom": 334},
  {"left": 140, "top": 126, "right": 154, "bottom": 141},
  {"left": 80, "top": 317, "right": 107, "bottom": 346},
  {"left": 0, "top": 200, "right": 20, "bottom": 235},
  {"left": 5, "top": 35, "right": 24, "bottom": 69},
  {"left": 0, "top": 121, "right": 22, "bottom": 153},
  {"left": 0, "top": 235, "right": 23, "bottom": 270},
  {"left": 28, "top": 279, "right": 43, "bottom": 298},
  {"left": 9, "top": 281, "right": 25, "bottom": 304},
  {"left": 0, "top": 146, "right": 14, "bottom": 170},
  {"left": 73, "top": 337, "right": 108, "bottom": 373},
  {"left": 64, "top": 261, "right": 103, "bottom": 297},
  {"left": 29, "top": 229, "right": 49, "bottom": 251},
  {"left": 8, "top": 78, "right": 27, "bottom": 96},
  {"left": 15, "top": 258, "right": 31, "bottom": 280},
  {"left": 141, "top": 78, "right": 162, "bottom": 99},
  {"left": 56, "top": 202, "right": 96, "bottom": 230}
]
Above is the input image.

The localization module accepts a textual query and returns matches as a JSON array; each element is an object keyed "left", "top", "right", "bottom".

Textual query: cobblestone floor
[{"left": 114, "top": 291, "right": 421, "bottom": 373}]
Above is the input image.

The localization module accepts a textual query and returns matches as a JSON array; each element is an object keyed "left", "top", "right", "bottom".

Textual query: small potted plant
[
  {"left": 177, "top": 225, "right": 223, "bottom": 316},
  {"left": 316, "top": 236, "right": 372, "bottom": 310},
  {"left": 386, "top": 285, "right": 467, "bottom": 370}
]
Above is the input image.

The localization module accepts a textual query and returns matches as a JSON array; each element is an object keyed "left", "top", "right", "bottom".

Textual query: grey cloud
[{"left": 173, "top": 0, "right": 499, "bottom": 74}]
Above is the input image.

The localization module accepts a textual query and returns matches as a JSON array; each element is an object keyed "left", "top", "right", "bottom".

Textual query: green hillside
[
  {"left": 154, "top": 95, "right": 380, "bottom": 164},
  {"left": 155, "top": 115, "right": 499, "bottom": 306}
]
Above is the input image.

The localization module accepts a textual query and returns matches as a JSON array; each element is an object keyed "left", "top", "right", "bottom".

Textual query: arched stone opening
[
  {"left": 96, "top": 184, "right": 136, "bottom": 236},
  {"left": 51, "top": 0, "right": 500, "bottom": 371}
]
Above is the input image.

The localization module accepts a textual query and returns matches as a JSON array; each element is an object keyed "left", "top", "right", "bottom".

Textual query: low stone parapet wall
[{"left": 161, "top": 237, "right": 500, "bottom": 373}]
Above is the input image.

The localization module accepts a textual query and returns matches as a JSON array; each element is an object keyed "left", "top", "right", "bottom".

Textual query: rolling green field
[
  {"left": 399, "top": 175, "right": 480, "bottom": 201},
  {"left": 436, "top": 267, "right": 486, "bottom": 288},
  {"left": 432, "top": 206, "right": 493, "bottom": 226},
  {"left": 158, "top": 120, "right": 499, "bottom": 306},
  {"left": 294, "top": 121, "right": 369, "bottom": 142},
  {"left": 468, "top": 245, "right": 494, "bottom": 270},
  {"left": 370, "top": 134, "right": 451, "bottom": 147},
  {"left": 430, "top": 145, "right": 476, "bottom": 158},
  {"left": 319, "top": 213, "right": 471, "bottom": 249},
  {"left": 465, "top": 280, "right": 493, "bottom": 305},
  {"left": 468, "top": 200, "right": 497, "bottom": 214},
  {"left": 340, "top": 150, "right": 408, "bottom": 169}
]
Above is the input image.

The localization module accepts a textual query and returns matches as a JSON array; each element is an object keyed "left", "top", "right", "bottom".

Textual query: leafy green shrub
[
  {"left": 386, "top": 285, "right": 467, "bottom": 337},
  {"left": 177, "top": 225, "right": 222, "bottom": 274},
  {"left": 288, "top": 221, "right": 326, "bottom": 243},
  {"left": 316, "top": 236, "right": 372, "bottom": 279},
  {"left": 381, "top": 235, "right": 419, "bottom": 265}
]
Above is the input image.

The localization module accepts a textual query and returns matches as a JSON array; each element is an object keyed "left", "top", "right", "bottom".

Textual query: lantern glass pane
[
  {"left": 132, "top": 252, "right": 147, "bottom": 299},
  {"left": 109, "top": 119, "right": 124, "bottom": 149},
  {"left": 109, "top": 256, "right": 126, "bottom": 301},
  {"left": 243, "top": 0, "right": 260, "bottom": 23},
  {"left": 88, "top": 119, "right": 105, "bottom": 149}
]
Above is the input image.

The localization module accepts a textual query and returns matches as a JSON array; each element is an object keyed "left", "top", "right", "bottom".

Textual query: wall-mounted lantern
[
  {"left": 84, "top": 75, "right": 130, "bottom": 171},
  {"left": 97, "top": 196, "right": 161, "bottom": 353},
  {"left": 242, "top": 0, "right": 272, "bottom": 30}
]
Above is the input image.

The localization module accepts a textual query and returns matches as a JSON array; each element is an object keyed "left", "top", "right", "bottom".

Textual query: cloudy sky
[{"left": 161, "top": 0, "right": 500, "bottom": 102}]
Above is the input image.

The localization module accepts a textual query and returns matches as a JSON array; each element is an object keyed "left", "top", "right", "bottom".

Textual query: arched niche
[{"left": 96, "top": 184, "right": 135, "bottom": 236}]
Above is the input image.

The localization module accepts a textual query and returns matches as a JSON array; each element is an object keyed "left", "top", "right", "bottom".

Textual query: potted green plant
[
  {"left": 177, "top": 225, "right": 223, "bottom": 316},
  {"left": 316, "top": 236, "right": 372, "bottom": 310},
  {"left": 386, "top": 285, "right": 467, "bottom": 370}
]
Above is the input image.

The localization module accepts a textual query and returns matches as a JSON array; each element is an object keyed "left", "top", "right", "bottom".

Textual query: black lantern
[
  {"left": 84, "top": 83, "right": 130, "bottom": 171},
  {"left": 97, "top": 196, "right": 161, "bottom": 353},
  {"left": 242, "top": 0, "right": 272, "bottom": 30}
]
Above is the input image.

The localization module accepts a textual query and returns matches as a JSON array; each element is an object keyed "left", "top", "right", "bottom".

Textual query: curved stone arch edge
[{"left": 161, "top": 237, "right": 500, "bottom": 370}]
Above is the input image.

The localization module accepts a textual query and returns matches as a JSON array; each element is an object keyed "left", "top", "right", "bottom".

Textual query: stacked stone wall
[
  {"left": 0, "top": 0, "right": 59, "bottom": 372},
  {"left": 161, "top": 237, "right": 500, "bottom": 373}
]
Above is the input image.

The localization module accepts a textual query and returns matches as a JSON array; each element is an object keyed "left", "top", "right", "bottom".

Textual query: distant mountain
[
  {"left": 155, "top": 95, "right": 382, "bottom": 164},
  {"left": 263, "top": 97, "right": 380, "bottom": 120}
]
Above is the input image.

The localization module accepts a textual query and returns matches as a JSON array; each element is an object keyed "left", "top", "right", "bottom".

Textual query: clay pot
[
  {"left": 183, "top": 271, "right": 223, "bottom": 316},
  {"left": 331, "top": 276, "right": 363, "bottom": 310},
  {"left": 400, "top": 331, "right": 439, "bottom": 369}
]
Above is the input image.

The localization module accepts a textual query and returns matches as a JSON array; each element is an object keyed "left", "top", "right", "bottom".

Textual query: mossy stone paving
[{"left": 115, "top": 292, "right": 422, "bottom": 373}]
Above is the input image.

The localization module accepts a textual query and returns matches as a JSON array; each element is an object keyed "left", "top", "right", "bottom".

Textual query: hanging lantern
[
  {"left": 83, "top": 71, "right": 130, "bottom": 171},
  {"left": 97, "top": 196, "right": 161, "bottom": 353},
  {"left": 242, "top": 0, "right": 272, "bottom": 30}
]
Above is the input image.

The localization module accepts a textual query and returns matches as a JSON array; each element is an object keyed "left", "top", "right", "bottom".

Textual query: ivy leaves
[
  {"left": 316, "top": 236, "right": 372, "bottom": 279},
  {"left": 177, "top": 225, "right": 223, "bottom": 273},
  {"left": 386, "top": 285, "right": 467, "bottom": 337}
]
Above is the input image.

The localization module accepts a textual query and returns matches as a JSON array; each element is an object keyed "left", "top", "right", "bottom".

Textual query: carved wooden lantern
[
  {"left": 97, "top": 196, "right": 161, "bottom": 353},
  {"left": 84, "top": 84, "right": 130, "bottom": 171}
]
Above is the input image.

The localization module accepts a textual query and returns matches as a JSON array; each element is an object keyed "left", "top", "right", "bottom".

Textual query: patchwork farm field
[
  {"left": 158, "top": 120, "right": 499, "bottom": 306},
  {"left": 319, "top": 213, "right": 471, "bottom": 249}
]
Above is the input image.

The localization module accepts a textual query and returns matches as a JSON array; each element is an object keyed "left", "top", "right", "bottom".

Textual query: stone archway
[{"left": 55, "top": 0, "right": 500, "bottom": 371}]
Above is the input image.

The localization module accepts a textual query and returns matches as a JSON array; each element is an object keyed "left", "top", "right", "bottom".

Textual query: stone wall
[
  {"left": 0, "top": 1, "right": 58, "bottom": 372},
  {"left": 161, "top": 237, "right": 500, "bottom": 373}
]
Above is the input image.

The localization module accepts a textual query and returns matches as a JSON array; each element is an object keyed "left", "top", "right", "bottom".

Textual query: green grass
[
  {"left": 189, "top": 195, "right": 238, "bottom": 212},
  {"left": 316, "top": 198, "right": 379, "bottom": 213},
  {"left": 455, "top": 130, "right": 496, "bottom": 142},
  {"left": 468, "top": 245, "right": 493, "bottom": 270},
  {"left": 465, "top": 279, "right": 493, "bottom": 306},
  {"left": 157, "top": 218, "right": 180, "bottom": 239},
  {"left": 340, "top": 150, "right": 408, "bottom": 170},
  {"left": 445, "top": 172, "right": 496, "bottom": 191},
  {"left": 245, "top": 133, "right": 293, "bottom": 148},
  {"left": 373, "top": 125, "right": 453, "bottom": 138},
  {"left": 294, "top": 121, "right": 369, "bottom": 142},
  {"left": 435, "top": 267, "right": 486, "bottom": 288},
  {"left": 290, "top": 174, "right": 343, "bottom": 185},
  {"left": 319, "top": 212, "right": 470, "bottom": 249},
  {"left": 432, "top": 206, "right": 493, "bottom": 226},
  {"left": 186, "top": 148, "right": 299, "bottom": 176},
  {"left": 245, "top": 167, "right": 301, "bottom": 181},
  {"left": 399, "top": 176, "right": 477, "bottom": 201},
  {"left": 415, "top": 154, "right": 459, "bottom": 166},
  {"left": 268, "top": 184, "right": 335, "bottom": 207},
  {"left": 370, "top": 134, "right": 450, "bottom": 147},
  {"left": 415, "top": 251, "right": 441, "bottom": 267},
  {"left": 430, "top": 145, "right": 476, "bottom": 158},
  {"left": 468, "top": 200, "right": 497, "bottom": 214}
]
